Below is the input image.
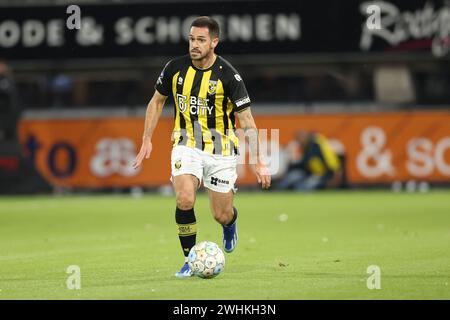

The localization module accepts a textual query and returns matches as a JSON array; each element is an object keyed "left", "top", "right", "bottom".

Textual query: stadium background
[
  {"left": 0, "top": 0, "right": 449, "bottom": 300},
  {"left": 1, "top": 0, "right": 450, "bottom": 192}
]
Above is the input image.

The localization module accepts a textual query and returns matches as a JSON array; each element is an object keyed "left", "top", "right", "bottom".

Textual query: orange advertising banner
[{"left": 18, "top": 111, "right": 450, "bottom": 188}]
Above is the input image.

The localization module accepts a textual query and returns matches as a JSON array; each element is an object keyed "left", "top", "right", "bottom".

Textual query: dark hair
[{"left": 190, "top": 16, "right": 220, "bottom": 39}]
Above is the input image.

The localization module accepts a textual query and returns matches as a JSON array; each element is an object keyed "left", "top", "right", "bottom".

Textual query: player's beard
[
  {"left": 190, "top": 51, "right": 205, "bottom": 60},
  {"left": 190, "top": 48, "right": 212, "bottom": 61}
]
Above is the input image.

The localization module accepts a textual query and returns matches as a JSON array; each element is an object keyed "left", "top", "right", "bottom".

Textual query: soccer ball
[{"left": 188, "top": 241, "right": 225, "bottom": 279}]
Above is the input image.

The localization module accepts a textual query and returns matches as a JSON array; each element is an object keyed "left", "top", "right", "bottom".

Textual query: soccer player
[{"left": 132, "top": 16, "right": 271, "bottom": 278}]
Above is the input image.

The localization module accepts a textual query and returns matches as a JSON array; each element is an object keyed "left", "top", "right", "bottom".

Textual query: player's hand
[
  {"left": 132, "top": 137, "right": 152, "bottom": 169},
  {"left": 254, "top": 162, "right": 271, "bottom": 189}
]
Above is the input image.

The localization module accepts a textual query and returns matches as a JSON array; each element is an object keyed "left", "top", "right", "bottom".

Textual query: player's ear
[{"left": 211, "top": 37, "right": 219, "bottom": 49}]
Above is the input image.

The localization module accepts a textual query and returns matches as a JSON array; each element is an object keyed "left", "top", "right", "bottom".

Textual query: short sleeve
[
  {"left": 228, "top": 72, "right": 251, "bottom": 112},
  {"left": 154, "top": 60, "right": 173, "bottom": 96}
]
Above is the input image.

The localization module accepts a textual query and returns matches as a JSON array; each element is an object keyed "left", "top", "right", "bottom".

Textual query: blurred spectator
[
  {"left": 0, "top": 59, "right": 19, "bottom": 141},
  {"left": 51, "top": 74, "right": 73, "bottom": 107},
  {"left": 276, "top": 131, "right": 340, "bottom": 191}
]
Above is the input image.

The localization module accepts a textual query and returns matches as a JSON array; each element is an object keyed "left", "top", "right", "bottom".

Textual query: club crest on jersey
[{"left": 208, "top": 80, "right": 217, "bottom": 95}]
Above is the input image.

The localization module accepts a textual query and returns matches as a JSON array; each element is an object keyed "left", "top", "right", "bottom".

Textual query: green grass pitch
[{"left": 0, "top": 191, "right": 449, "bottom": 299}]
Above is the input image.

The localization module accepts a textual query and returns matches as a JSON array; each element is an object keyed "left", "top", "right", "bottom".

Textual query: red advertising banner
[{"left": 17, "top": 111, "right": 450, "bottom": 188}]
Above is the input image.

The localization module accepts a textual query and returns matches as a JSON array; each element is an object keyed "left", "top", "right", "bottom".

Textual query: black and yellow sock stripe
[
  {"left": 175, "top": 207, "right": 197, "bottom": 257},
  {"left": 177, "top": 222, "right": 197, "bottom": 237}
]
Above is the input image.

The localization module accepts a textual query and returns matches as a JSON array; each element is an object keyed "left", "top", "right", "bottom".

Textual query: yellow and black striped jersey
[{"left": 155, "top": 55, "right": 251, "bottom": 156}]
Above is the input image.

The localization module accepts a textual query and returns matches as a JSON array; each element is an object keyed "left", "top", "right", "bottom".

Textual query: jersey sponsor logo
[
  {"left": 234, "top": 74, "right": 242, "bottom": 81},
  {"left": 208, "top": 80, "right": 217, "bottom": 95},
  {"left": 176, "top": 93, "right": 214, "bottom": 116},
  {"left": 177, "top": 94, "right": 188, "bottom": 112},
  {"left": 235, "top": 96, "right": 250, "bottom": 107}
]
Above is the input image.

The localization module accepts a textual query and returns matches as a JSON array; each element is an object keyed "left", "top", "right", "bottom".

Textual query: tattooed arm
[{"left": 236, "top": 107, "right": 271, "bottom": 189}]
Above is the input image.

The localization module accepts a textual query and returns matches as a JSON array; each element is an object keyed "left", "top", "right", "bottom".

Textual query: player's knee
[
  {"left": 213, "top": 208, "right": 233, "bottom": 225},
  {"left": 214, "top": 215, "right": 229, "bottom": 225},
  {"left": 176, "top": 192, "right": 195, "bottom": 210}
]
